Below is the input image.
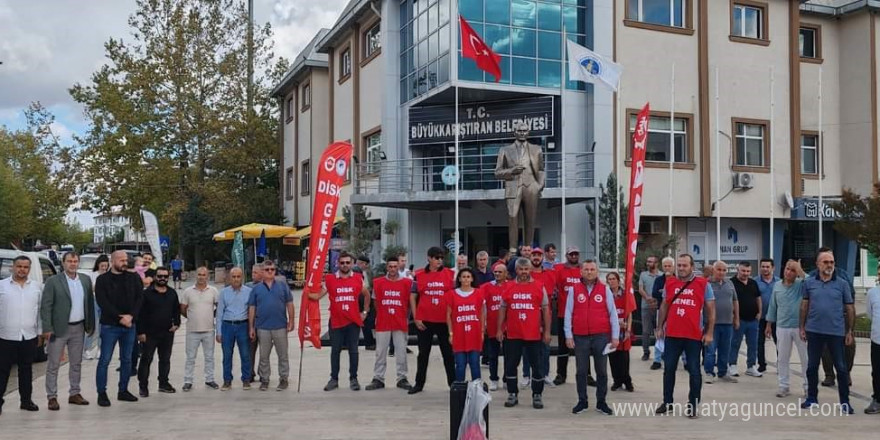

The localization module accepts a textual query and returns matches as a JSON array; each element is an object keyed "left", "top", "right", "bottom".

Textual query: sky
[{"left": 0, "top": 0, "right": 348, "bottom": 228}]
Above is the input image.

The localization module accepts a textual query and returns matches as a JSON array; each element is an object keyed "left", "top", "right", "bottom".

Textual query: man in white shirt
[
  {"left": 0, "top": 256, "right": 43, "bottom": 414},
  {"left": 180, "top": 266, "right": 219, "bottom": 391}
]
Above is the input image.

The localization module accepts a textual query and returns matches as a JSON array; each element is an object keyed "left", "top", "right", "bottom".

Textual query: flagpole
[
  {"left": 454, "top": 85, "right": 461, "bottom": 270},
  {"left": 715, "top": 66, "right": 721, "bottom": 262},
  {"left": 769, "top": 66, "right": 775, "bottom": 258},
  {"left": 818, "top": 65, "right": 824, "bottom": 247},
  {"left": 667, "top": 63, "right": 675, "bottom": 240},
  {"left": 615, "top": 83, "right": 622, "bottom": 270},
  {"left": 560, "top": 27, "right": 567, "bottom": 259}
]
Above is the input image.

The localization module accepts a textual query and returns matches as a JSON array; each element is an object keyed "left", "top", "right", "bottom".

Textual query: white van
[{"left": 0, "top": 249, "right": 56, "bottom": 362}]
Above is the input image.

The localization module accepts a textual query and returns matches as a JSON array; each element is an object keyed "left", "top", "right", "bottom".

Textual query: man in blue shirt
[
  {"left": 799, "top": 250, "right": 855, "bottom": 413},
  {"left": 247, "top": 261, "right": 294, "bottom": 392},
  {"left": 216, "top": 267, "right": 252, "bottom": 391},
  {"left": 808, "top": 247, "right": 857, "bottom": 387},
  {"left": 170, "top": 255, "right": 184, "bottom": 290},
  {"left": 754, "top": 258, "right": 779, "bottom": 373}
]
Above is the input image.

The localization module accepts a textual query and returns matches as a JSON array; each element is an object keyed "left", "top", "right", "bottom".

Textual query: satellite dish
[{"left": 781, "top": 191, "right": 795, "bottom": 209}]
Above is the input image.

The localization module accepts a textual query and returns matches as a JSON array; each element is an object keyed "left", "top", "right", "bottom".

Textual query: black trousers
[
  {"left": 556, "top": 317, "right": 571, "bottom": 379},
  {"left": 872, "top": 342, "right": 880, "bottom": 402},
  {"left": 504, "top": 339, "right": 545, "bottom": 396},
  {"left": 138, "top": 332, "right": 175, "bottom": 387},
  {"left": 414, "top": 322, "right": 455, "bottom": 387},
  {"left": 609, "top": 349, "right": 632, "bottom": 386},
  {"left": 822, "top": 342, "right": 856, "bottom": 380},
  {"left": 757, "top": 319, "right": 777, "bottom": 368},
  {"left": 0, "top": 337, "right": 38, "bottom": 407}
]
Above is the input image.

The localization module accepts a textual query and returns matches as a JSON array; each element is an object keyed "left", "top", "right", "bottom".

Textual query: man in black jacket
[
  {"left": 137, "top": 267, "right": 180, "bottom": 397},
  {"left": 95, "top": 251, "right": 144, "bottom": 407}
]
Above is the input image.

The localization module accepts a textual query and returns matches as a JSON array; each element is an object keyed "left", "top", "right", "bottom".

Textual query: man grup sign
[{"left": 408, "top": 96, "right": 554, "bottom": 145}]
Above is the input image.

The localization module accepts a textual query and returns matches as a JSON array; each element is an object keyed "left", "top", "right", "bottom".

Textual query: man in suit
[
  {"left": 41, "top": 252, "right": 96, "bottom": 411},
  {"left": 495, "top": 122, "right": 545, "bottom": 252}
]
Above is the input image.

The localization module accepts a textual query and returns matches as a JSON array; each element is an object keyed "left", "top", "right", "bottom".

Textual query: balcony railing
[{"left": 354, "top": 151, "right": 594, "bottom": 196}]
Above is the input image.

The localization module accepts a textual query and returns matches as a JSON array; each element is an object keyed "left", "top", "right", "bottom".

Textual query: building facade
[
  {"left": 92, "top": 208, "right": 146, "bottom": 244},
  {"left": 275, "top": 0, "right": 880, "bottom": 277}
]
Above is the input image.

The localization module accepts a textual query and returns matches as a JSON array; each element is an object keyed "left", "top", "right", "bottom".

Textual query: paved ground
[{"left": 3, "top": 279, "right": 879, "bottom": 439}]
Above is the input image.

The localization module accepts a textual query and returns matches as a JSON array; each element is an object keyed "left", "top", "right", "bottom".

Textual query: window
[
  {"left": 627, "top": 111, "right": 692, "bottom": 165},
  {"left": 285, "top": 96, "right": 293, "bottom": 123},
  {"left": 364, "top": 22, "right": 381, "bottom": 60},
  {"left": 364, "top": 131, "right": 382, "bottom": 174},
  {"left": 730, "top": 1, "right": 768, "bottom": 44},
  {"left": 801, "top": 133, "right": 818, "bottom": 175},
  {"left": 799, "top": 24, "right": 821, "bottom": 62},
  {"left": 626, "top": 0, "right": 687, "bottom": 29},
  {"left": 285, "top": 167, "right": 294, "bottom": 200},
  {"left": 300, "top": 161, "right": 310, "bottom": 196},
  {"left": 339, "top": 47, "right": 352, "bottom": 82},
  {"left": 301, "top": 82, "right": 311, "bottom": 111},
  {"left": 733, "top": 119, "right": 769, "bottom": 169}
]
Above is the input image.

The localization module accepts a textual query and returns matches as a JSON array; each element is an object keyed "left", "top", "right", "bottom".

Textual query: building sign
[
  {"left": 791, "top": 197, "right": 841, "bottom": 220},
  {"left": 408, "top": 96, "right": 554, "bottom": 145},
  {"left": 687, "top": 218, "right": 761, "bottom": 262}
]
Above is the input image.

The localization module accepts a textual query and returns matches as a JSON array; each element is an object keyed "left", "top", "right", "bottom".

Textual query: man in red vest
[
  {"left": 553, "top": 246, "right": 583, "bottom": 385},
  {"left": 310, "top": 251, "right": 370, "bottom": 392},
  {"left": 483, "top": 263, "right": 509, "bottom": 391},
  {"left": 497, "top": 258, "right": 552, "bottom": 409},
  {"left": 365, "top": 256, "right": 413, "bottom": 391},
  {"left": 564, "top": 260, "right": 619, "bottom": 415},
  {"left": 655, "top": 254, "right": 716, "bottom": 418},
  {"left": 523, "top": 248, "right": 555, "bottom": 387},
  {"left": 408, "top": 246, "right": 456, "bottom": 394}
]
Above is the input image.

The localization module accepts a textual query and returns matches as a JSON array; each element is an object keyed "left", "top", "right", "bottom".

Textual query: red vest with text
[
  {"left": 555, "top": 264, "right": 582, "bottom": 318},
  {"left": 664, "top": 276, "right": 709, "bottom": 341},
  {"left": 503, "top": 280, "right": 544, "bottom": 341},
  {"left": 570, "top": 280, "right": 612, "bottom": 336},
  {"left": 372, "top": 276, "right": 412, "bottom": 332},
  {"left": 325, "top": 273, "right": 364, "bottom": 329},
  {"left": 414, "top": 267, "right": 454, "bottom": 323},
  {"left": 613, "top": 290, "right": 632, "bottom": 351},
  {"left": 446, "top": 288, "right": 485, "bottom": 352},
  {"left": 532, "top": 267, "right": 556, "bottom": 303},
  {"left": 483, "top": 280, "right": 506, "bottom": 338}
]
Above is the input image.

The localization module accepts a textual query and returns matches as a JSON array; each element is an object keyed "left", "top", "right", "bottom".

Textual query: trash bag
[{"left": 457, "top": 380, "right": 491, "bottom": 440}]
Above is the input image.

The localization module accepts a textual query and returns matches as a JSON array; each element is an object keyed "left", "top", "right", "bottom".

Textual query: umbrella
[{"left": 212, "top": 223, "right": 296, "bottom": 241}]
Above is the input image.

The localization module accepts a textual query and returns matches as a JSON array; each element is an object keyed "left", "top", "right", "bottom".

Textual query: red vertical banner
[
  {"left": 624, "top": 104, "right": 650, "bottom": 301},
  {"left": 299, "top": 141, "right": 353, "bottom": 349}
]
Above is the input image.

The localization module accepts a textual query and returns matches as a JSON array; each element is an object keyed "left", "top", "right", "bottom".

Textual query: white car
[{"left": 77, "top": 253, "right": 104, "bottom": 274}]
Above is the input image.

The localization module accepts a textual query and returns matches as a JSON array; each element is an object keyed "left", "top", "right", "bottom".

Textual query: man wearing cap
[{"left": 552, "top": 246, "right": 584, "bottom": 386}]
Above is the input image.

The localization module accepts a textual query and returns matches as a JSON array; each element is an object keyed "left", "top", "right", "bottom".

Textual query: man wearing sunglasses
[
  {"left": 248, "top": 261, "right": 295, "bottom": 391},
  {"left": 408, "top": 246, "right": 456, "bottom": 394},
  {"left": 136, "top": 267, "right": 180, "bottom": 397}
]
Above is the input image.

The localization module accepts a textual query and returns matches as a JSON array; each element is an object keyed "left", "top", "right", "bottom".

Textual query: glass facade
[
  {"left": 400, "top": 0, "right": 452, "bottom": 103},
  {"left": 459, "top": 0, "right": 590, "bottom": 90}
]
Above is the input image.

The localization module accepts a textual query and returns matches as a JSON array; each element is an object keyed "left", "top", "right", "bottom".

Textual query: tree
[
  {"left": 588, "top": 173, "right": 627, "bottom": 268},
  {"left": 70, "top": 0, "right": 288, "bottom": 266},
  {"left": 0, "top": 162, "right": 33, "bottom": 247},
  {"left": 338, "top": 205, "right": 381, "bottom": 258},
  {"left": 830, "top": 183, "right": 880, "bottom": 258}
]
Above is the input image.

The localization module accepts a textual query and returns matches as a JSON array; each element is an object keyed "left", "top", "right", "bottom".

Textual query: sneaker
[
  {"left": 624, "top": 382, "right": 635, "bottom": 392},
  {"left": 350, "top": 379, "right": 361, "bottom": 391},
  {"left": 139, "top": 386, "right": 149, "bottom": 398},
  {"left": 586, "top": 375, "right": 597, "bottom": 387},
  {"left": 801, "top": 398, "right": 819, "bottom": 409},
  {"left": 821, "top": 377, "right": 836, "bottom": 387},
  {"left": 641, "top": 352, "right": 650, "bottom": 361},
  {"left": 117, "top": 390, "right": 138, "bottom": 402},
  {"left": 596, "top": 401, "right": 614, "bottom": 416},
  {"left": 396, "top": 378, "right": 413, "bottom": 391},
  {"left": 519, "top": 377, "right": 530, "bottom": 390},
  {"left": 242, "top": 381, "right": 251, "bottom": 390},
  {"left": 407, "top": 385, "right": 423, "bottom": 395},
  {"left": 158, "top": 383, "right": 176, "bottom": 393},
  {"left": 504, "top": 393, "right": 518, "bottom": 407},
  {"left": 686, "top": 403, "right": 698, "bottom": 419},
  {"left": 532, "top": 393, "right": 544, "bottom": 409},
  {"left": 365, "top": 379, "right": 385, "bottom": 391},
  {"left": 776, "top": 388, "right": 790, "bottom": 398},
  {"left": 655, "top": 402, "right": 671, "bottom": 415},
  {"left": 728, "top": 365, "right": 740, "bottom": 377},
  {"left": 543, "top": 376, "right": 556, "bottom": 388},
  {"left": 97, "top": 392, "right": 111, "bottom": 407},
  {"left": 704, "top": 375, "right": 716, "bottom": 384},
  {"left": 745, "top": 366, "right": 763, "bottom": 377},
  {"left": 489, "top": 380, "right": 498, "bottom": 391},
  {"left": 205, "top": 381, "right": 220, "bottom": 390},
  {"left": 758, "top": 364, "right": 767, "bottom": 373},
  {"left": 259, "top": 382, "right": 269, "bottom": 391},
  {"left": 552, "top": 375, "right": 566, "bottom": 386},
  {"left": 277, "top": 379, "right": 289, "bottom": 391},
  {"left": 182, "top": 383, "right": 193, "bottom": 392},
  {"left": 864, "top": 399, "right": 880, "bottom": 414},
  {"left": 221, "top": 381, "right": 232, "bottom": 391},
  {"left": 650, "top": 362, "right": 662, "bottom": 370},
  {"left": 572, "top": 400, "right": 588, "bottom": 414},
  {"left": 718, "top": 375, "right": 739, "bottom": 383},
  {"left": 324, "top": 379, "right": 338, "bottom": 392},
  {"left": 841, "top": 402, "right": 855, "bottom": 415}
]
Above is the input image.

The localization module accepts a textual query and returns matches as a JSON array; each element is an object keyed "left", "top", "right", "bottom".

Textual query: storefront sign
[
  {"left": 687, "top": 219, "right": 761, "bottom": 262},
  {"left": 791, "top": 197, "right": 841, "bottom": 220},
  {"left": 408, "top": 96, "right": 554, "bottom": 145}
]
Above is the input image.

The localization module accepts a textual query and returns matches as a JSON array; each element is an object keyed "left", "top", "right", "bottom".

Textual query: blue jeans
[
  {"left": 96, "top": 324, "right": 136, "bottom": 393},
  {"left": 704, "top": 324, "right": 733, "bottom": 377},
  {"left": 454, "top": 351, "right": 481, "bottom": 382},
  {"left": 221, "top": 322, "right": 252, "bottom": 383},
  {"left": 663, "top": 337, "right": 703, "bottom": 407},
  {"left": 522, "top": 342, "right": 550, "bottom": 379},
  {"left": 730, "top": 319, "right": 759, "bottom": 368},
  {"left": 806, "top": 332, "right": 850, "bottom": 404}
]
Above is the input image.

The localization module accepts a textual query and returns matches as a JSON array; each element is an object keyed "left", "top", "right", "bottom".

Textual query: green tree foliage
[
  {"left": 587, "top": 173, "right": 627, "bottom": 268},
  {"left": 0, "top": 162, "right": 34, "bottom": 247},
  {"left": 338, "top": 205, "right": 381, "bottom": 259},
  {"left": 830, "top": 183, "right": 880, "bottom": 259},
  {"left": 69, "top": 0, "right": 288, "bottom": 264}
]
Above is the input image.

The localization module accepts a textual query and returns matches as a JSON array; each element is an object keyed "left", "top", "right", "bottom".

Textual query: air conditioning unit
[
  {"left": 733, "top": 172, "right": 754, "bottom": 190},
  {"left": 641, "top": 220, "right": 662, "bottom": 235}
]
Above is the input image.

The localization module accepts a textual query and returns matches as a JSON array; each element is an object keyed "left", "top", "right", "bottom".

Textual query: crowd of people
[{"left": 1, "top": 243, "right": 879, "bottom": 420}]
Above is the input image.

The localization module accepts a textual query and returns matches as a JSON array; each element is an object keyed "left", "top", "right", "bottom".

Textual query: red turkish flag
[{"left": 459, "top": 15, "right": 502, "bottom": 82}]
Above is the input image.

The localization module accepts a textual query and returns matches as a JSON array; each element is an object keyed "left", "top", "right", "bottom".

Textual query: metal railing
[{"left": 354, "top": 152, "right": 594, "bottom": 195}]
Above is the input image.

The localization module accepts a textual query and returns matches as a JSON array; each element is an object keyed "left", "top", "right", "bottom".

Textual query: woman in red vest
[
  {"left": 606, "top": 272, "right": 636, "bottom": 392},
  {"left": 446, "top": 268, "right": 486, "bottom": 382}
]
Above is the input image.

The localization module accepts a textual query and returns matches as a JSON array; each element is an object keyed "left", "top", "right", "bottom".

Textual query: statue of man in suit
[{"left": 495, "top": 121, "right": 545, "bottom": 253}]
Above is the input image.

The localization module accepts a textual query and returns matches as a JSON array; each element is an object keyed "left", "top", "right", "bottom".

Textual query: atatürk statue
[{"left": 495, "top": 122, "right": 545, "bottom": 253}]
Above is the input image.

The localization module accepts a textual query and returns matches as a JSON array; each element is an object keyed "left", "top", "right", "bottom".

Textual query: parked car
[
  {"left": 0, "top": 249, "right": 58, "bottom": 363},
  {"left": 77, "top": 253, "right": 104, "bottom": 274}
]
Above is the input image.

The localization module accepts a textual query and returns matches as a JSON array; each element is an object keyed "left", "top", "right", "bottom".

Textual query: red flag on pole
[
  {"left": 298, "top": 141, "right": 353, "bottom": 349},
  {"left": 459, "top": 15, "right": 502, "bottom": 82},
  {"left": 624, "top": 104, "right": 650, "bottom": 307}
]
